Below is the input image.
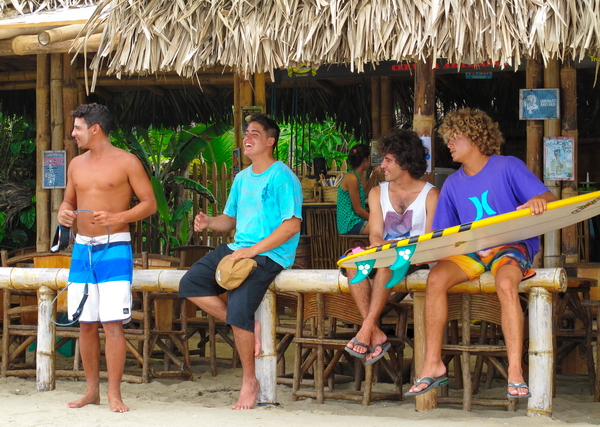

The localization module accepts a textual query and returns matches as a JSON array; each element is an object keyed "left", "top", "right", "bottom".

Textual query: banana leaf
[{"left": 171, "top": 176, "right": 215, "bottom": 204}]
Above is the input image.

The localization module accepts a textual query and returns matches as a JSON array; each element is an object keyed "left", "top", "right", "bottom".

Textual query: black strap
[{"left": 50, "top": 225, "right": 71, "bottom": 253}]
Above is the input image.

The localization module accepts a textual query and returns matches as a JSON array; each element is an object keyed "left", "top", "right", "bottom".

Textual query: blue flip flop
[
  {"left": 404, "top": 376, "right": 449, "bottom": 396},
  {"left": 345, "top": 337, "right": 369, "bottom": 358},
  {"left": 365, "top": 342, "right": 391, "bottom": 366},
  {"left": 507, "top": 382, "right": 532, "bottom": 399}
]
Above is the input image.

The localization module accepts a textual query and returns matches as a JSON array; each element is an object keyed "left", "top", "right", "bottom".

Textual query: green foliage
[
  {"left": 0, "top": 111, "right": 36, "bottom": 182},
  {"left": 113, "top": 125, "right": 221, "bottom": 253},
  {"left": 276, "top": 119, "right": 359, "bottom": 171}
]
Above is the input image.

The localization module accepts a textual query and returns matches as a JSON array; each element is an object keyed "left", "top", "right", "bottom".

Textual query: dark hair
[
  {"left": 248, "top": 113, "right": 280, "bottom": 150},
  {"left": 71, "top": 103, "right": 113, "bottom": 135},
  {"left": 347, "top": 143, "right": 370, "bottom": 169},
  {"left": 376, "top": 128, "right": 428, "bottom": 179}
]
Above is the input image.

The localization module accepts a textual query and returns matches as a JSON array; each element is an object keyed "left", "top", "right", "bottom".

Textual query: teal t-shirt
[
  {"left": 336, "top": 170, "right": 366, "bottom": 234},
  {"left": 224, "top": 161, "right": 303, "bottom": 269}
]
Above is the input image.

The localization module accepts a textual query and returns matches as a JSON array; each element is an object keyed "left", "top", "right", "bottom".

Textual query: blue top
[
  {"left": 224, "top": 161, "right": 303, "bottom": 269},
  {"left": 433, "top": 155, "right": 549, "bottom": 258}
]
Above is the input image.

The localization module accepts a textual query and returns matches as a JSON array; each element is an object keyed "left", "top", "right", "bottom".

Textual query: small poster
[
  {"left": 420, "top": 136, "right": 432, "bottom": 173},
  {"left": 544, "top": 137, "right": 574, "bottom": 181},
  {"left": 519, "top": 89, "right": 560, "bottom": 120},
  {"left": 241, "top": 106, "right": 263, "bottom": 133},
  {"left": 232, "top": 148, "right": 241, "bottom": 175},
  {"left": 43, "top": 150, "right": 67, "bottom": 189}
]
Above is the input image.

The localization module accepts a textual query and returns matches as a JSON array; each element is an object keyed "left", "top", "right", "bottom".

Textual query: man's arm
[
  {"left": 57, "top": 159, "right": 78, "bottom": 227},
  {"left": 424, "top": 186, "right": 440, "bottom": 233},
  {"left": 194, "top": 212, "right": 237, "bottom": 232},
  {"left": 229, "top": 216, "right": 301, "bottom": 260},
  {"left": 367, "top": 186, "right": 386, "bottom": 248},
  {"left": 516, "top": 191, "right": 558, "bottom": 215}
]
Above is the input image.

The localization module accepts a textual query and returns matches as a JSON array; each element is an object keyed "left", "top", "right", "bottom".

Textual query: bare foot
[
  {"left": 67, "top": 392, "right": 100, "bottom": 409},
  {"left": 232, "top": 377, "right": 260, "bottom": 410},
  {"left": 507, "top": 377, "right": 530, "bottom": 397},
  {"left": 346, "top": 328, "right": 370, "bottom": 356},
  {"left": 108, "top": 393, "right": 129, "bottom": 413},
  {"left": 365, "top": 327, "right": 388, "bottom": 362},
  {"left": 407, "top": 362, "right": 447, "bottom": 394},
  {"left": 254, "top": 321, "right": 261, "bottom": 358}
]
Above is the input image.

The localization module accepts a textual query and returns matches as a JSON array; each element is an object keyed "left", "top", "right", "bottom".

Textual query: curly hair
[
  {"left": 71, "top": 103, "right": 113, "bottom": 135},
  {"left": 438, "top": 108, "right": 504, "bottom": 156},
  {"left": 376, "top": 128, "right": 428, "bottom": 179},
  {"left": 347, "top": 143, "right": 370, "bottom": 169}
]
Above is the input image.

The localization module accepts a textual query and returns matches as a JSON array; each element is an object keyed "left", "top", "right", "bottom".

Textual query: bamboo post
[
  {"left": 255, "top": 289, "right": 277, "bottom": 405},
  {"left": 36, "top": 285, "right": 56, "bottom": 391},
  {"left": 560, "top": 56, "right": 578, "bottom": 264},
  {"left": 380, "top": 76, "right": 393, "bottom": 136},
  {"left": 50, "top": 54, "right": 64, "bottom": 236},
  {"left": 233, "top": 72, "right": 241, "bottom": 169},
  {"left": 63, "top": 53, "right": 78, "bottom": 164},
  {"left": 253, "top": 72, "right": 266, "bottom": 113},
  {"left": 413, "top": 292, "right": 437, "bottom": 411},
  {"left": 543, "top": 58, "right": 562, "bottom": 268},
  {"left": 240, "top": 76, "right": 253, "bottom": 170},
  {"left": 414, "top": 56, "right": 436, "bottom": 185},
  {"left": 36, "top": 54, "right": 51, "bottom": 252},
  {"left": 527, "top": 287, "right": 554, "bottom": 417},
  {"left": 526, "top": 57, "right": 544, "bottom": 180},
  {"left": 371, "top": 77, "right": 381, "bottom": 139}
]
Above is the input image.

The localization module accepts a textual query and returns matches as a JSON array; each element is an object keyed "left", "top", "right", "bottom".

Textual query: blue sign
[
  {"left": 43, "top": 150, "right": 66, "bottom": 189},
  {"left": 519, "top": 89, "right": 560, "bottom": 120}
]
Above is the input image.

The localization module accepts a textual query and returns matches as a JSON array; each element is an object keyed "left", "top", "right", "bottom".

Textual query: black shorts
[{"left": 179, "top": 244, "right": 284, "bottom": 332}]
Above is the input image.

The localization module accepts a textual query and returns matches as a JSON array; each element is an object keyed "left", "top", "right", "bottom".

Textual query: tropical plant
[
  {"left": 0, "top": 110, "right": 36, "bottom": 250},
  {"left": 113, "top": 123, "right": 227, "bottom": 253}
]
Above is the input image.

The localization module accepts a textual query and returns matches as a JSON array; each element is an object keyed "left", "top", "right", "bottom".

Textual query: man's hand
[
  {"left": 193, "top": 212, "right": 211, "bottom": 231},
  {"left": 92, "top": 211, "right": 122, "bottom": 228},
  {"left": 58, "top": 210, "right": 77, "bottom": 227},
  {"left": 516, "top": 194, "right": 550, "bottom": 215},
  {"left": 229, "top": 247, "right": 259, "bottom": 260}
]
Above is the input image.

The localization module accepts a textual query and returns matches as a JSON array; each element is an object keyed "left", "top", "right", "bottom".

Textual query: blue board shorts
[
  {"left": 67, "top": 233, "right": 133, "bottom": 324},
  {"left": 179, "top": 244, "right": 284, "bottom": 332}
]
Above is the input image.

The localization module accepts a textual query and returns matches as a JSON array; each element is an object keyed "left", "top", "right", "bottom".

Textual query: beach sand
[{"left": 1, "top": 364, "right": 599, "bottom": 427}]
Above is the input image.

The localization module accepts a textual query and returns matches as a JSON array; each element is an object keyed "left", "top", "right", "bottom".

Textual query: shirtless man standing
[{"left": 58, "top": 103, "right": 156, "bottom": 412}]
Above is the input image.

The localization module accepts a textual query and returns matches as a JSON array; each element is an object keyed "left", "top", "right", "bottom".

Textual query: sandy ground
[{"left": 1, "top": 365, "right": 599, "bottom": 427}]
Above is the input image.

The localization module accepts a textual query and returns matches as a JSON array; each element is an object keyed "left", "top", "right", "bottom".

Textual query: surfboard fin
[
  {"left": 384, "top": 245, "right": 416, "bottom": 289},
  {"left": 348, "top": 259, "right": 377, "bottom": 284}
]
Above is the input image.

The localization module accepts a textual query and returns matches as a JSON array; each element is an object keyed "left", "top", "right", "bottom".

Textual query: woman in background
[{"left": 337, "top": 143, "right": 379, "bottom": 235}]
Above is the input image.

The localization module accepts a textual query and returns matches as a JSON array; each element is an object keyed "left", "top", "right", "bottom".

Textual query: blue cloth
[
  {"left": 224, "top": 161, "right": 302, "bottom": 269},
  {"left": 433, "top": 155, "right": 550, "bottom": 258}
]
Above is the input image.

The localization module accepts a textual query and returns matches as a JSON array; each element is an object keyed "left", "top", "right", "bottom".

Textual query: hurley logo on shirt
[
  {"left": 468, "top": 190, "right": 497, "bottom": 221},
  {"left": 261, "top": 184, "right": 270, "bottom": 202}
]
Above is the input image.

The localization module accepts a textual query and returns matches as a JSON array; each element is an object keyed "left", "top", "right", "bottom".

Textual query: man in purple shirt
[{"left": 406, "top": 108, "right": 557, "bottom": 399}]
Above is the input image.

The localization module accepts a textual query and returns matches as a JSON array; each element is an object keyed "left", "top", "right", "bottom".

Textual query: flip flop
[
  {"left": 507, "top": 382, "right": 532, "bottom": 399},
  {"left": 365, "top": 342, "right": 391, "bottom": 366},
  {"left": 404, "top": 376, "right": 449, "bottom": 396},
  {"left": 345, "top": 337, "right": 369, "bottom": 358}
]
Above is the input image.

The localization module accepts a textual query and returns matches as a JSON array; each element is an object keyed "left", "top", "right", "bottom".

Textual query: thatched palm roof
[
  {"left": 80, "top": 0, "right": 600, "bottom": 85},
  {"left": 0, "top": 1, "right": 97, "bottom": 17}
]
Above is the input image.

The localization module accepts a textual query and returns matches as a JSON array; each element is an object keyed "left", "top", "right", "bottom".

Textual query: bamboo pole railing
[{"left": 0, "top": 266, "right": 565, "bottom": 417}]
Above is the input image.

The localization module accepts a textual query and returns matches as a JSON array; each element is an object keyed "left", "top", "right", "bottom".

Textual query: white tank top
[{"left": 379, "top": 181, "right": 434, "bottom": 240}]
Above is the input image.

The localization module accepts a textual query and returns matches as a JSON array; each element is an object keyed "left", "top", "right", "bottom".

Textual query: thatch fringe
[
  {"left": 0, "top": 1, "right": 97, "bottom": 18},
  {"left": 72, "top": 1, "right": 600, "bottom": 84}
]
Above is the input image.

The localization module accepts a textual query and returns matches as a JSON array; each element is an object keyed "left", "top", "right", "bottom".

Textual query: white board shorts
[{"left": 67, "top": 233, "right": 133, "bottom": 324}]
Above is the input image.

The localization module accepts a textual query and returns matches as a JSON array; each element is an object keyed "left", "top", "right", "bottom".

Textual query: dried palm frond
[
  {"left": 0, "top": 0, "right": 98, "bottom": 17},
  {"left": 70, "top": 0, "right": 600, "bottom": 87}
]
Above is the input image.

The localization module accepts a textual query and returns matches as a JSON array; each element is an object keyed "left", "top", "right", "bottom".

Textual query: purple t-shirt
[{"left": 433, "top": 155, "right": 550, "bottom": 258}]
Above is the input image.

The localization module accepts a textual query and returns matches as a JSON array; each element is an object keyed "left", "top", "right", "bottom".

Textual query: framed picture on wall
[
  {"left": 232, "top": 148, "right": 241, "bottom": 175},
  {"left": 42, "top": 150, "right": 67, "bottom": 189},
  {"left": 543, "top": 136, "right": 574, "bottom": 181},
  {"left": 519, "top": 88, "right": 560, "bottom": 120}
]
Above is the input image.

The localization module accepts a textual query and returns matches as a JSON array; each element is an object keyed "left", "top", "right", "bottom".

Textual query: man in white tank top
[{"left": 345, "top": 129, "right": 439, "bottom": 365}]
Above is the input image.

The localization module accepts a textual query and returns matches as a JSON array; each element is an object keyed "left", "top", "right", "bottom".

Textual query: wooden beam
[
  {"left": 36, "top": 54, "right": 51, "bottom": 252},
  {"left": 560, "top": 56, "right": 578, "bottom": 264},
  {"left": 38, "top": 23, "right": 105, "bottom": 46},
  {"left": 526, "top": 57, "right": 544, "bottom": 179},
  {"left": 0, "top": 70, "right": 37, "bottom": 82},
  {"left": 0, "top": 26, "right": 56, "bottom": 40},
  {"left": 371, "top": 77, "right": 381, "bottom": 139},
  {"left": 4, "top": 33, "right": 104, "bottom": 56},
  {"left": 142, "top": 85, "right": 166, "bottom": 97},
  {"left": 63, "top": 53, "right": 77, "bottom": 165},
  {"left": 380, "top": 76, "right": 393, "bottom": 136},
  {"left": 414, "top": 56, "right": 436, "bottom": 185}
]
